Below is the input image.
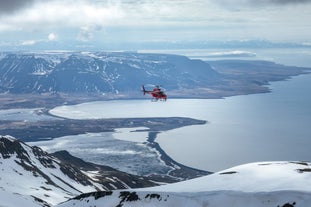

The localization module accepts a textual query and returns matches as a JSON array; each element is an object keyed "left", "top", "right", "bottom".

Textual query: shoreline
[
  {"left": 9, "top": 116, "right": 210, "bottom": 179},
  {"left": 0, "top": 116, "right": 207, "bottom": 142},
  {"left": 0, "top": 69, "right": 310, "bottom": 175}
]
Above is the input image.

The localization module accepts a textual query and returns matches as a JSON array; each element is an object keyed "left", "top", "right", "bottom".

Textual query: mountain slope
[
  {"left": 147, "top": 161, "right": 311, "bottom": 192},
  {"left": 0, "top": 52, "right": 222, "bottom": 95},
  {"left": 0, "top": 135, "right": 98, "bottom": 206},
  {"left": 0, "top": 54, "right": 54, "bottom": 93},
  {"left": 0, "top": 52, "right": 309, "bottom": 101},
  {"left": 56, "top": 161, "right": 311, "bottom": 207},
  {"left": 0, "top": 135, "right": 157, "bottom": 207}
]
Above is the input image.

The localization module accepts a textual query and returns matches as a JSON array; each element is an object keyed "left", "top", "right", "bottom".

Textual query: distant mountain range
[
  {"left": 2, "top": 39, "right": 310, "bottom": 51},
  {"left": 0, "top": 51, "right": 310, "bottom": 101},
  {"left": 0, "top": 51, "right": 221, "bottom": 95}
]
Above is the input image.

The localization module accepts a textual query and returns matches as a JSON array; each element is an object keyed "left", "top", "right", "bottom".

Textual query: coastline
[
  {"left": 0, "top": 60, "right": 310, "bottom": 175},
  {"left": 1, "top": 114, "right": 210, "bottom": 179}
]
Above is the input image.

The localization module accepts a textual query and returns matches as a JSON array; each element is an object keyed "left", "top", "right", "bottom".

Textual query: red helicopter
[{"left": 142, "top": 84, "right": 167, "bottom": 101}]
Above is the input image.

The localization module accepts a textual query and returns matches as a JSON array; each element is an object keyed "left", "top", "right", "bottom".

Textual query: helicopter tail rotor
[{"left": 142, "top": 85, "right": 146, "bottom": 95}]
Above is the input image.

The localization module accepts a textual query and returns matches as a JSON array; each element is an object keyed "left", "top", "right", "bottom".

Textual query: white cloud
[
  {"left": 0, "top": 0, "right": 311, "bottom": 49},
  {"left": 211, "top": 0, "right": 311, "bottom": 9},
  {"left": 48, "top": 33, "right": 56, "bottom": 41},
  {"left": 0, "top": 0, "right": 124, "bottom": 33},
  {"left": 77, "top": 26, "right": 93, "bottom": 42},
  {"left": 21, "top": 40, "right": 36, "bottom": 46}
]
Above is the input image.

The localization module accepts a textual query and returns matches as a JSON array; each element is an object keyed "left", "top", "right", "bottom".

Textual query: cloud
[
  {"left": 214, "top": 0, "right": 311, "bottom": 8},
  {"left": 0, "top": 0, "right": 35, "bottom": 15},
  {"left": 0, "top": 0, "right": 125, "bottom": 32},
  {"left": 257, "top": 0, "right": 311, "bottom": 6},
  {"left": 2, "top": 0, "right": 211, "bottom": 30},
  {"left": 77, "top": 26, "right": 93, "bottom": 42},
  {"left": 21, "top": 40, "right": 36, "bottom": 46},
  {"left": 0, "top": 0, "right": 311, "bottom": 49},
  {"left": 48, "top": 33, "right": 56, "bottom": 41}
]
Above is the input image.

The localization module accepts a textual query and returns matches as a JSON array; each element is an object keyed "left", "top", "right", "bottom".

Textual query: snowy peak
[
  {"left": 0, "top": 135, "right": 100, "bottom": 206},
  {"left": 147, "top": 161, "right": 311, "bottom": 193},
  {"left": 0, "top": 135, "right": 160, "bottom": 206},
  {"left": 0, "top": 135, "right": 90, "bottom": 186},
  {"left": 56, "top": 161, "right": 311, "bottom": 207},
  {"left": 0, "top": 135, "right": 34, "bottom": 160},
  {"left": 2, "top": 136, "right": 311, "bottom": 207}
]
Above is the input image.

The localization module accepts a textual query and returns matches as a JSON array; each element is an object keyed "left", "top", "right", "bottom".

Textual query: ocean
[{"left": 33, "top": 47, "right": 311, "bottom": 172}]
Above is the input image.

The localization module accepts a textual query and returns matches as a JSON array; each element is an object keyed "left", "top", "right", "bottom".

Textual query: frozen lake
[
  {"left": 0, "top": 108, "right": 60, "bottom": 121},
  {"left": 49, "top": 74, "right": 311, "bottom": 172}
]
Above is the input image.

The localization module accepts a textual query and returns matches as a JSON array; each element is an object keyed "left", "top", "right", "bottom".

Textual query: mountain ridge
[
  {"left": 0, "top": 134, "right": 209, "bottom": 206},
  {"left": 1, "top": 136, "right": 311, "bottom": 207},
  {"left": 0, "top": 51, "right": 222, "bottom": 95},
  {"left": 0, "top": 135, "right": 159, "bottom": 206},
  {"left": 0, "top": 51, "right": 310, "bottom": 105}
]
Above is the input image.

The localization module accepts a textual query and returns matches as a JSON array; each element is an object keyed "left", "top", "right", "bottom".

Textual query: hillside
[
  {"left": 0, "top": 51, "right": 221, "bottom": 95},
  {"left": 57, "top": 161, "right": 311, "bottom": 207},
  {"left": 0, "top": 135, "right": 160, "bottom": 207},
  {"left": 2, "top": 135, "right": 310, "bottom": 207}
]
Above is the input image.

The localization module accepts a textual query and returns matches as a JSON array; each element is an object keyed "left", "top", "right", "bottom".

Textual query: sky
[{"left": 0, "top": 0, "right": 311, "bottom": 51}]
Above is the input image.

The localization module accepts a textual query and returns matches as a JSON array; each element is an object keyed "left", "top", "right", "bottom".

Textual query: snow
[
  {"left": 0, "top": 108, "right": 60, "bottom": 121},
  {"left": 2, "top": 139, "right": 311, "bottom": 207},
  {"left": 205, "top": 50, "right": 256, "bottom": 57},
  {"left": 0, "top": 189, "right": 42, "bottom": 207},
  {"left": 2, "top": 134, "right": 311, "bottom": 207},
  {"left": 49, "top": 99, "right": 196, "bottom": 119},
  {"left": 0, "top": 150, "right": 86, "bottom": 205},
  {"left": 113, "top": 127, "right": 149, "bottom": 142},
  {"left": 0, "top": 136, "right": 103, "bottom": 207},
  {"left": 56, "top": 190, "right": 311, "bottom": 207},
  {"left": 1, "top": 135, "right": 17, "bottom": 142},
  {"left": 56, "top": 161, "right": 311, "bottom": 207},
  {"left": 146, "top": 161, "right": 311, "bottom": 193},
  {"left": 28, "top": 132, "right": 172, "bottom": 176}
]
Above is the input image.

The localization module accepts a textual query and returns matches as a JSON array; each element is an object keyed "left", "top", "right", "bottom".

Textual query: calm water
[
  {"left": 157, "top": 74, "right": 311, "bottom": 171},
  {"left": 30, "top": 47, "right": 311, "bottom": 172},
  {"left": 49, "top": 73, "right": 311, "bottom": 172}
]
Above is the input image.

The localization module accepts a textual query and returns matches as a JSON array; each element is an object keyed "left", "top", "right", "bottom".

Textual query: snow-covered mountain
[
  {"left": 0, "top": 135, "right": 157, "bottom": 207},
  {"left": 0, "top": 135, "right": 97, "bottom": 206},
  {"left": 57, "top": 161, "right": 311, "bottom": 207},
  {"left": 2, "top": 134, "right": 311, "bottom": 207},
  {"left": 0, "top": 51, "right": 221, "bottom": 94}
]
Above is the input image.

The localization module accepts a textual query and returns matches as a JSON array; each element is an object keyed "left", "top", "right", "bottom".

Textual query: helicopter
[{"left": 142, "top": 84, "right": 167, "bottom": 101}]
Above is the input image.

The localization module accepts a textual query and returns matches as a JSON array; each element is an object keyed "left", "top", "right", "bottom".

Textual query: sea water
[
  {"left": 49, "top": 73, "right": 311, "bottom": 172},
  {"left": 37, "top": 48, "right": 311, "bottom": 172},
  {"left": 156, "top": 74, "right": 311, "bottom": 171}
]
